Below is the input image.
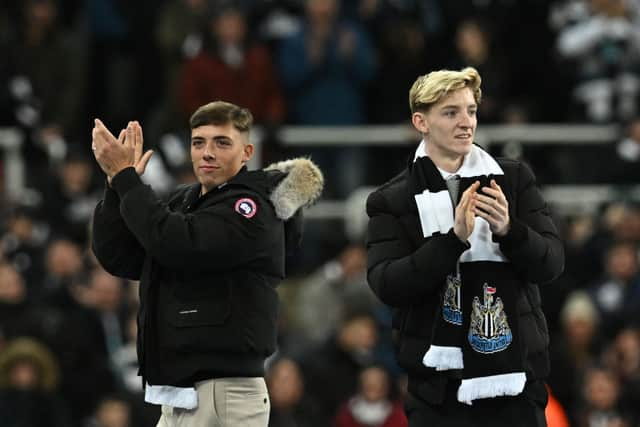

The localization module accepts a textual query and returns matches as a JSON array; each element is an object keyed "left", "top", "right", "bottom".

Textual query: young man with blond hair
[{"left": 366, "top": 68, "right": 563, "bottom": 426}]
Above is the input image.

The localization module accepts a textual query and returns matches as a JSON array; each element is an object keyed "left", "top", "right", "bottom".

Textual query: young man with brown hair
[{"left": 91, "top": 101, "right": 323, "bottom": 426}]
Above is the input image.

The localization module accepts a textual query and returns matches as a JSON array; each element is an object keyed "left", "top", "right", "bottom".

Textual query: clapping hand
[
  {"left": 474, "top": 179, "right": 510, "bottom": 237},
  {"left": 92, "top": 120, "right": 153, "bottom": 181},
  {"left": 454, "top": 181, "right": 479, "bottom": 242}
]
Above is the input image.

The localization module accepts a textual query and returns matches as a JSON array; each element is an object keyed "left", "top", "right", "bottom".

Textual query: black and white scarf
[{"left": 412, "top": 142, "right": 526, "bottom": 405}]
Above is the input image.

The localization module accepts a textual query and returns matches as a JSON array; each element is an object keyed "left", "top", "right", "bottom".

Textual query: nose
[
  {"left": 459, "top": 111, "right": 474, "bottom": 129},
  {"left": 203, "top": 141, "right": 216, "bottom": 159}
]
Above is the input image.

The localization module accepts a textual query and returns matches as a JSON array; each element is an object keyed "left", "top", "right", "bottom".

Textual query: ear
[
  {"left": 412, "top": 112, "right": 429, "bottom": 134},
  {"left": 242, "top": 143, "right": 254, "bottom": 163}
]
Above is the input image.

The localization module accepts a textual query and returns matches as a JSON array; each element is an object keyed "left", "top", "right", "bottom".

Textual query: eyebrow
[
  {"left": 440, "top": 103, "right": 477, "bottom": 110},
  {"left": 191, "top": 135, "right": 234, "bottom": 142}
]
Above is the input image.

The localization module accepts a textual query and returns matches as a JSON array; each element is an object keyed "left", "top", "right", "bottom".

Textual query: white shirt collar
[
  {"left": 413, "top": 140, "right": 428, "bottom": 162},
  {"left": 413, "top": 139, "right": 460, "bottom": 180}
]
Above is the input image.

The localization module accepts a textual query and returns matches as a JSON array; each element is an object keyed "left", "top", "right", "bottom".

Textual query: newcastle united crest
[
  {"left": 468, "top": 283, "right": 512, "bottom": 353},
  {"left": 442, "top": 274, "right": 462, "bottom": 325}
]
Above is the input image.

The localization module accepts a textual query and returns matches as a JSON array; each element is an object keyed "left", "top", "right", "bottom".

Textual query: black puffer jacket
[
  {"left": 92, "top": 159, "right": 323, "bottom": 387},
  {"left": 366, "top": 157, "right": 564, "bottom": 403}
]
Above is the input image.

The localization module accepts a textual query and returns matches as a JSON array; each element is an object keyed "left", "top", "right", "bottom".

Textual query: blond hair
[{"left": 409, "top": 67, "right": 482, "bottom": 113}]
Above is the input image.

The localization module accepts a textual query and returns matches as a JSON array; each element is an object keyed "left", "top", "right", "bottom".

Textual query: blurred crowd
[{"left": 1, "top": 0, "right": 640, "bottom": 426}]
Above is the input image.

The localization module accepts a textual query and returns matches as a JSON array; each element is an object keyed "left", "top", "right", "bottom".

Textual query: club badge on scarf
[
  {"left": 412, "top": 143, "right": 526, "bottom": 405},
  {"left": 468, "top": 283, "right": 512, "bottom": 354}
]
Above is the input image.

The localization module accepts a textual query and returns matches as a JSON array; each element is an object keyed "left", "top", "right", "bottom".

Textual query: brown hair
[{"left": 189, "top": 101, "right": 253, "bottom": 133}]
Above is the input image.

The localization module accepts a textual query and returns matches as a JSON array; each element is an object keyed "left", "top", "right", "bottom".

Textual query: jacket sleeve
[
  {"left": 494, "top": 161, "right": 564, "bottom": 284},
  {"left": 366, "top": 189, "right": 469, "bottom": 307},
  {"left": 91, "top": 183, "right": 146, "bottom": 280},
  {"left": 110, "top": 167, "right": 274, "bottom": 272}
]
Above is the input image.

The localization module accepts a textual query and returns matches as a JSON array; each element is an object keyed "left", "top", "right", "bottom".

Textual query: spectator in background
[
  {"left": 38, "top": 239, "right": 116, "bottom": 427},
  {"left": 446, "top": 1, "right": 558, "bottom": 121},
  {"left": 0, "top": 337, "right": 69, "bottom": 427},
  {"left": 449, "top": 19, "right": 511, "bottom": 123},
  {"left": 42, "top": 152, "right": 101, "bottom": 246},
  {"left": 0, "top": 205, "right": 47, "bottom": 295},
  {"left": 267, "top": 357, "right": 322, "bottom": 427},
  {"left": 277, "top": 0, "right": 376, "bottom": 197},
  {"left": 294, "top": 244, "right": 379, "bottom": 346},
  {"left": 85, "top": 0, "right": 162, "bottom": 136},
  {"left": 277, "top": 0, "right": 375, "bottom": 125},
  {"left": 41, "top": 237, "right": 85, "bottom": 294},
  {"left": 88, "top": 394, "right": 132, "bottom": 427},
  {"left": 588, "top": 241, "right": 640, "bottom": 337},
  {"left": 561, "top": 213, "right": 601, "bottom": 297},
  {"left": 548, "top": 290, "right": 602, "bottom": 423},
  {"left": 85, "top": 267, "right": 129, "bottom": 370},
  {"left": 612, "top": 204, "right": 640, "bottom": 244},
  {"left": 603, "top": 328, "right": 640, "bottom": 419},
  {"left": 175, "top": 4, "right": 287, "bottom": 165},
  {"left": 149, "top": 0, "right": 210, "bottom": 140},
  {"left": 576, "top": 365, "right": 632, "bottom": 427},
  {"left": 300, "top": 311, "right": 380, "bottom": 426},
  {"left": 555, "top": 0, "right": 640, "bottom": 123},
  {"left": 341, "top": 0, "right": 440, "bottom": 124},
  {"left": 366, "top": 15, "right": 431, "bottom": 124},
  {"left": 334, "top": 365, "right": 407, "bottom": 427},
  {"left": 571, "top": 203, "right": 640, "bottom": 293},
  {"left": 156, "top": 0, "right": 209, "bottom": 90},
  {"left": 0, "top": 262, "right": 42, "bottom": 344},
  {"left": 178, "top": 5, "right": 286, "bottom": 126}
]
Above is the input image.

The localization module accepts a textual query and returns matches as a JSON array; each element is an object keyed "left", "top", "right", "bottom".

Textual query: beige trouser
[{"left": 156, "top": 377, "right": 270, "bottom": 427}]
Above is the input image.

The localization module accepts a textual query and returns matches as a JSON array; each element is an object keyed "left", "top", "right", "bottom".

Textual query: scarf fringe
[
  {"left": 422, "top": 345, "right": 463, "bottom": 371},
  {"left": 456, "top": 372, "right": 526, "bottom": 405}
]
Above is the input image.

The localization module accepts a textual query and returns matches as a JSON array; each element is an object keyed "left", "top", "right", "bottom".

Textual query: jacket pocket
[
  {"left": 157, "top": 274, "right": 279, "bottom": 355},
  {"left": 167, "top": 280, "right": 231, "bottom": 327}
]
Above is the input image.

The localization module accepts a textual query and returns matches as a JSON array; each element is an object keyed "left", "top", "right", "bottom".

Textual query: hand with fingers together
[
  {"left": 92, "top": 119, "right": 153, "bottom": 181},
  {"left": 474, "top": 179, "right": 510, "bottom": 236},
  {"left": 454, "top": 181, "right": 480, "bottom": 242}
]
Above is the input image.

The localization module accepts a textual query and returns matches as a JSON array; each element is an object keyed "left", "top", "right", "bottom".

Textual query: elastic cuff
[
  {"left": 111, "top": 167, "right": 142, "bottom": 198},
  {"left": 492, "top": 219, "right": 527, "bottom": 245},
  {"left": 447, "top": 228, "right": 471, "bottom": 250}
]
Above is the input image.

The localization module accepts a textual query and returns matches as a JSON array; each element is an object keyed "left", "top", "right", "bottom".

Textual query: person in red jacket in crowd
[
  {"left": 178, "top": 5, "right": 285, "bottom": 125},
  {"left": 335, "top": 365, "right": 407, "bottom": 427}
]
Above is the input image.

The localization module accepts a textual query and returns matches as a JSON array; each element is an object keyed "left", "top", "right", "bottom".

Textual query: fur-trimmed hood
[
  {"left": 0, "top": 338, "right": 60, "bottom": 391},
  {"left": 264, "top": 158, "right": 324, "bottom": 220}
]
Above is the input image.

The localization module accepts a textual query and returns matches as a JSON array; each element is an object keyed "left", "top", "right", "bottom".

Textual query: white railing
[
  {"left": 276, "top": 123, "right": 621, "bottom": 147},
  {"left": 1, "top": 124, "right": 633, "bottom": 217}
]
